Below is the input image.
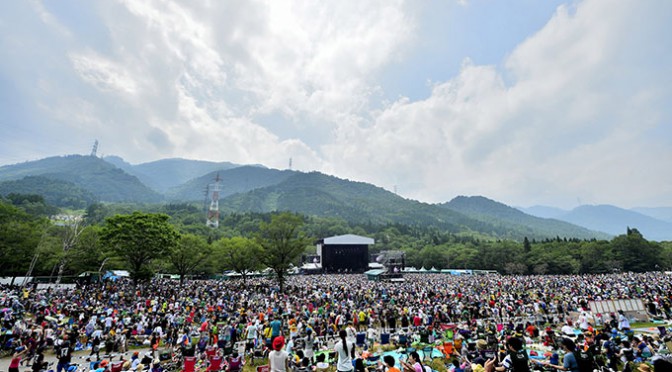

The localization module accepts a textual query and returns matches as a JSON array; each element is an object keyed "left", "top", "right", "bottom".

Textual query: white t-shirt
[
  {"left": 269, "top": 350, "right": 288, "bottom": 372},
  {"left": 334, "top": 339, "right": 354, "bottom": 372},
  {"left": 246, "top": 324, "right": 258, "bottom": 340}
]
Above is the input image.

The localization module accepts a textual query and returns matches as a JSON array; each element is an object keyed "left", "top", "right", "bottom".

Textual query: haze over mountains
[
  {"left": 1, "top": 154, "right": 670, "bottom": 241},
  {"left": 519, "top": 205, "right": 672, "bottom": 242}
]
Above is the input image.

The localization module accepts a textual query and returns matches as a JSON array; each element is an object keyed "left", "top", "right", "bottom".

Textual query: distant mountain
[
  {"left": 519, "top": 204, "right": 672, "bottom": 241},
  {"left": 167, "top": 166, "right": 296, "bottom": 201},
  {"left": 440, "top": 196, "right": 610, "bottom": 240},
  {"left": 220, "top": 171, "right": 484, "bottom": 233},
  {"left": 558, "top": 205, "right": 672, "bottom": 241},
  {"left": 0, "top": 176, "right": 97, "bottom": 209},
  {"left": 517, "top": 205, "right": 568, "bottom": 219},
  {"left": 0, "top": 155, "right": 162, "bottom": 203},
  {"left": 4, "top": 154, "right": 669, "bottom": 241},
  {"left": 217, "top": 172, "right": 604, "bottom": 240},
  {"left": 104, "top": 156, "right": 240, "bottom": 192},
  {"left": 631, "top": 207, "right": 672, "bottom": 224}
]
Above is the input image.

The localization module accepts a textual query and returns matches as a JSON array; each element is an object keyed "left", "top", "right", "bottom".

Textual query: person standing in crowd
[
  {"left": 269, "top": 336, "right": 289, "bottom": 372},
  {"left": 270, "top": 316, "right": 283, "bottom": 344},
  {"left": 335, "top": 329, "right": 355, "bottom": 372},
  {"left": 618, "top": 310, "right": 631, "bottom": 331},
  {"left": 9, "top": 347, "right": 28, "bottom": 372},
  {"left": 56, "top": 336, "right": 73, "bottom": 372}
]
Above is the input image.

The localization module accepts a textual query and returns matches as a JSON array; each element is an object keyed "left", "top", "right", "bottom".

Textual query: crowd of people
[{"left": 2, "top": 272, "right": 672, "bottom": 372}]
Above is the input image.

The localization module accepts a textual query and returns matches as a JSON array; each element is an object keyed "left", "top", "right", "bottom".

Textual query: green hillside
[
  {"left": 0, "top": 155, "right": 162, "bottom": 203},
  {"left": 0, "top": 176, "right": 97, "bottom": 209},
  {"left": 440, "top": 196, "right": 610, "bottom": 240},
  {"left": 166, "top": 166, "right": 294, "bottom": 201},
  {"left": 0, "top": 155, "right": 612, "bottom": 240},
  {"left": 221, "top": 172, "right": 511, "bottom": 236},
  {"left": 219, "top": 173, "right": 610, "bottom": 240}
]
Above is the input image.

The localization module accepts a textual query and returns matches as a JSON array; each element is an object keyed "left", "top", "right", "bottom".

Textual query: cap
[{"left": 273, "top": 336, "right": 285, "bottom": 351}]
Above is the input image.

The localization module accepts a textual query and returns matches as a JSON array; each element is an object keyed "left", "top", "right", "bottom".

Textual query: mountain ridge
[
  {"left": 519, "top": 204, "right": 672, "bottom": 241},
  {"left": 0, "top": 154, "right": 659, "bottom": 240},
  {"left": 0, "top": 155, "right": 162, "bottom": 203}
]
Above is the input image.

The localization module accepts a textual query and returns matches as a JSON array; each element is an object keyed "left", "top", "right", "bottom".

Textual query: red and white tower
[{"left": 206, "top": 173, "right": 221, "bottom": 228}]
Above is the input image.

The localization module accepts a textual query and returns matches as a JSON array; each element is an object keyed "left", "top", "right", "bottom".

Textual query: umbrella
[{"left": 45, "top": 316, "right": 58, "bottom": 322}]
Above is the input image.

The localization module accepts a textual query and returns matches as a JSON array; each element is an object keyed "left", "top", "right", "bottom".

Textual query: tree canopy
[
  {"left": 100, "top": 212, "right": 180, "bottom": 282},
  {"left": 169, "top": 234, "right": 211, "bottom": 284},
  {"left": 213, "top": 236, "right": 263, "bottom": 282},
  {"left": 256, "top": 212, "right": 309, "bottom": 292}
]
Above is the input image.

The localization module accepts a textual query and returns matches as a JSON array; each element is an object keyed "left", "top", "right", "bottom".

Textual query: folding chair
[
  {"left": 399, "top": 334, "right": 408, "bottom": 348},
  {"left": 234, "top": 341, "right": 246, "bottom": 356},
  {"left": 356, "top": 333, "right": 366, "bottom": 348},
  {"left": 380, "top": 333, "right": 390, "bottom": 345},
  {"left": 110, "top": 361, "right": 124, "bottom": 372},
  {"left": 205, "top": 346, "right": 218, "bottom": 359},
  {"left": 183, "top": 356, "right": 197, "bottom": 372},
  {"left": 422, "top": 346, "right": 434, "bottom": 362},
  {"left": 208, "top": 356, "right": 223, "bottom": 372}
]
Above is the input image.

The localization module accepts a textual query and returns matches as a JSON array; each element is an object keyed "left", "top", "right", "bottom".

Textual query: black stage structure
[{"left": 315, "top": 234, "right": 374, "bottom": 273}]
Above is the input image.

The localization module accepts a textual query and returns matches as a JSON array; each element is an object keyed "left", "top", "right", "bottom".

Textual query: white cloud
[
  {"left": 325, "top": 0, "right": 672, "bottom": 208},
  {"left": 1, "top": 0, "right": 670, "bottom": 209},
  {"left": 70, "top": 52, "right": 139, "bottom": 95}
]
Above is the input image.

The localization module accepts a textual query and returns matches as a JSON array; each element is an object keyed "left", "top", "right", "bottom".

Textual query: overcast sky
[{"left": 1, "top": 0, "right": 670, "bottom": 209}]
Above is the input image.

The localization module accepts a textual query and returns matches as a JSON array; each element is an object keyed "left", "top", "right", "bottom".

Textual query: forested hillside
[
  {"left": 2, "top": 197, "right": 670, "bottom": 279},
  {"left": 0, "top": 155, "right": 162, "bottom": 203},
  {"left": 167, "top": 166, "right": 294, "bottom": 201},
  {"left": 0, "top": 176, "right": 97, "bottom": 209}
]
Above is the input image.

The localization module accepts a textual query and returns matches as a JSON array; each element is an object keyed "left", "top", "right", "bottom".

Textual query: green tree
[
  {"left": 256, "top": 212, "right": 309, "bottom": 292},
  {"left": 85, "top": 203, "right": 110, "bottom": 225},
  {"left": 66, "top": 225, "right": 108, "bottom": 274},
  {"left": 169, "top": 234, "right": 211, "bottom": 285},
  {"left": 611, "top": 228, "right": 660, "bottom": 272},
  {"left": 5, "top": 193, "right": 59, "bottom": 217},
  {"left": 0, "top": 200, "right": 47, "bottom": 279},
  {"left": 214, "top": 236, "right": 263, "bottom": 283},
  {"left": 100, "top": 212, "right": 180, "bottom": 283},
  {"left": 417, "top": 245, "right": 447, "bottom": 269}
]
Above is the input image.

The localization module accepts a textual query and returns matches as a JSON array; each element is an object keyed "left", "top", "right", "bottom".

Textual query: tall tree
[
  {"left": 169, "top": 234, "right": 211, "bottom": 285},
  {"left": 214, "top": 237, "right": 263, "bottom": 283},
  {"left": 611, "top": 228, "right": 661, "bottom": 272},
  {"left": 100, "top": 212, "right": 180, "bottom": 283},
  {"left": 256, "top": 212, "right": 309, "bottom": 292},
  {"left": 66, "top": 225, "right": 107, "bottom": 275},
  {"left": 0, "top": 200, "right": 47, "bottom": 279},
  {"left": 55, "top": 215, "right": 85, "bottom": 283}
]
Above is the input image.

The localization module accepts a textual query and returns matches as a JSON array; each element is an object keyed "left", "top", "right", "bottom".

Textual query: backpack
[
  {"left": 573, "top": 350, "right": 594, "bottom": 372},
  {"left": 509, "top": 350, "right": 530, "bottom": 372}
]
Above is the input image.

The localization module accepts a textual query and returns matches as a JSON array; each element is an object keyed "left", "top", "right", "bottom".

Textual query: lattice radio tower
[
  {"left": 90, "top": 140, "right": 99, "bottom": 157},
  {"left": 205, "top": 173, "right": 221, "bottom": 228}
]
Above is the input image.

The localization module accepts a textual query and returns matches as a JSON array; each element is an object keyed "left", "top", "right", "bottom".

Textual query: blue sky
[{"left": 0, "top": 0, "right": 670, "bottom": 209}]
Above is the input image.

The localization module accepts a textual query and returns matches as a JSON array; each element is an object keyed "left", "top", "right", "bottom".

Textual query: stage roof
[{"left": 322, "top": 234, "right": 374, "bottom": 245}]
